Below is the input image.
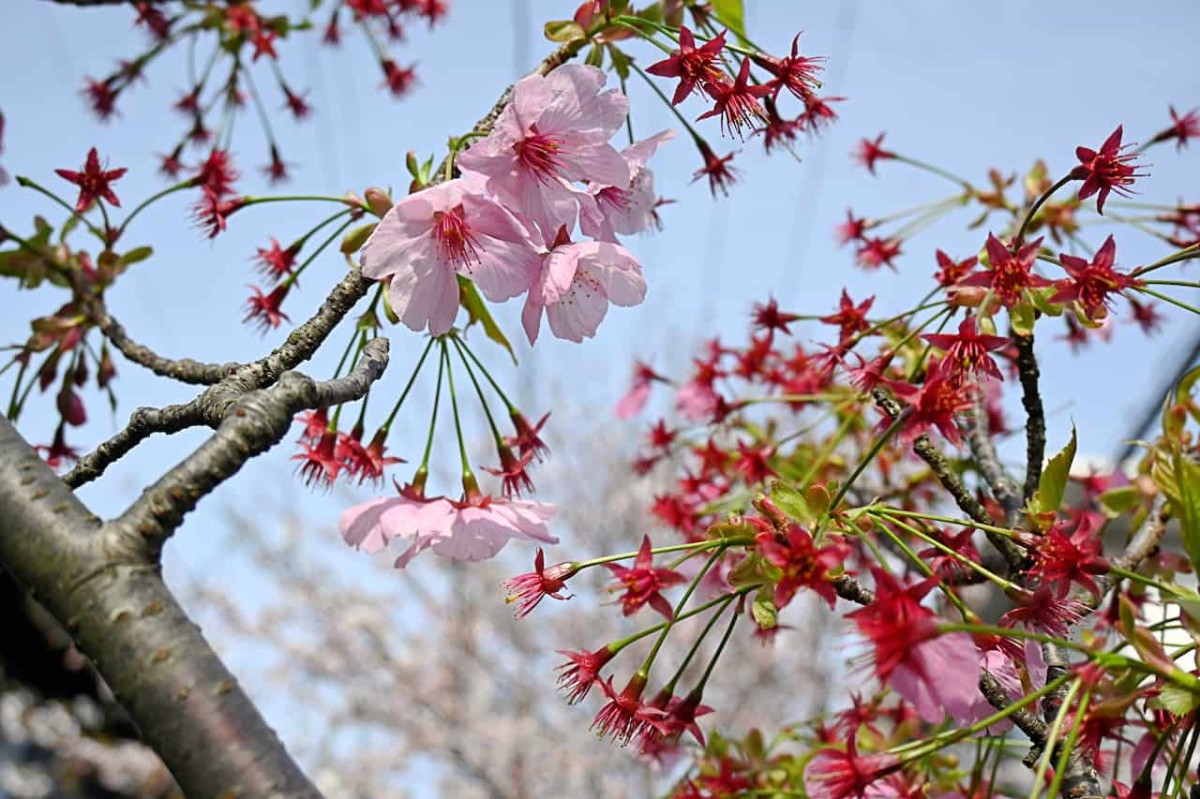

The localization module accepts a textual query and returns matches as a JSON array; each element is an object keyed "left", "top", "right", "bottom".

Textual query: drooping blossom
[
  {"left": 1025, "top": 513, "right": 1109, "bottom": 598},
  {"left": 55, "top": 148, "right": 128, "bottom": 213},
  {"left": 604, "top": 535, "right": 686, "bottom": 619},
  {"left": 921, "top": 316, "right": 1009, "bottom": 382},
  {"left": 482, "top": 444, "right": 536, "bottom": 497},
  {"left": 282, "top": 85, "right": 313, "bottom": 120},
  {"left": 757, "top": 96, "right": 806, "bottom": 153},
  {"left": 192, "top": 148, "right": 239, "bottom": 196},
  {"left": 835, "top": 211, "right": 871, "bottom": 245},
  {"left": 756, "top": 522, "right": 851, "bottom": 609},
  {"left": 556, "top": 647, "right": 615, "bottom": 703},
  {"left": 578, "top": 130, "right": 674, "bottom": 241},
  {"left": 1050, "top": 235, "right": 1143, "bottom": 321},
  {"left": 380, "top": 59, "right": 417, "bottom": 97},
  {"left": 697, "top": 57, "right": 771, "bottom": 138},
  {"left": 508, "top": 409, "right": 551, "bottom": 462},
  {"left": 360, "top": 178, "right": 541, "bottom": 335},
  {"left": 456, "top": 64, "right": 629, "bottom": 237},
  {"left": 691, "top": 140, "right": 739, "bottom": 197},
  {"left": 752, "top": 297, "right": 801, "bottom": 336},
  {"left": 616, "top": 361, "right": 666, "bottom": 419},
  {"left": 853, "top": 133, "right": 895, "bottom": 174},
  {"left": 243, "top": 284, "right": 290, "bottom": 332},
  {"left": 521, "top": 235, "right": 646, "bottom": 344},
  {"left": 847, "top": 569, "right": 983, "bottom": 723},
  {"left": 294, "top": 430, "right": 341, "bottom": 488},
  {"left": 339, "top": 484, "right": 557, "bottom": 568},
  {"left": 646, "top": 26, "right": 726, "bottom": 105},
  {"left": 502, "top": 547, "right": 577, "bottom": 617},
  {"left": 959, "top": 233, "right": 1050, "bottom": 308},
  {"left": 591, "top": 673, "right": 668, "bottom": 747},
  {"left": 254, "top": 237, "right": 299, "bottom": 282},
  {"left": 1150, "top": 105, "right": 1200, "bottom": 150},
  {"left": 805, "top": 736, "right": 902, "bottom": 799},
  {"left": 797, "top": 93, "right": 844, "bottom": 131},
  {"left": 82, "top": 78, "right": 119, "bottom": 120},
  {"left": 1071, "top": 125, "right": 1145, "bottom": 214}
]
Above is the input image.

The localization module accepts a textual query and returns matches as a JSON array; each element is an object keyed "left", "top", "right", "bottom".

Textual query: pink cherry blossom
[
  {"left": 456, "top": 64, "right": 630, "bottom": 239},
  {"left": 360, "top": 178, "right": 541, "bottom": 334},
  {"left": 578, "top": 130, "right": 675, "bottom": 242},
  {"left": 887, "top": 631, "right": 982, "bottom": 724},
  {"left": 521, "top": 238, "right": 646, "bottom": 344},
  {"left": 339, "top": 489, "right": 557, "bottom": 568}
]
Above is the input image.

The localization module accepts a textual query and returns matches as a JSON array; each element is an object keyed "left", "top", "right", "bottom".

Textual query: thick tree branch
[
  {"left": 117, "top": 337, "right": 389, "bottom": 545},
  {"left": 0, "top": 416, "right": 322, "bottom": 799},
  {"left": 1014, "top": 333, "right": 1046, "bottom": 502},
  {"left": 64, "top": 400, "right": 210, "bottom": 488}
]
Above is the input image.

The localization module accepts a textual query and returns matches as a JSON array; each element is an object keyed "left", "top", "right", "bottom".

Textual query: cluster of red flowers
[{"left": 292, "top": 408, "right": 402, "bottom": 489}]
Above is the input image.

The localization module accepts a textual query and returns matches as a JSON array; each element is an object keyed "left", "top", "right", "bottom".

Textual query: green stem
[
  {"left": 1014, "top": 173, "right": 1076, "bottom": 248},
  {"left": 14, "top": 177, "right": 107, "bottom": 241},
  {"left": 1133, "top": 243, "right": 1200, "bottom": 277},
  {"left": 417, "top": 341, "right": 447, "bottom": 470},
  {"left": 1136, "top": 286, "right": 1200, "bottom": 317},
  {"left": 441, "top": 340, "right": 472, "bottom": 476},
  {"left": 640, "top": 545, "right": 728, "bottom": 676},
  {"left": 825, "top": 415, "right": 905, "bottom": 514},
  {"left": 115, "top": 180, "right": 194, "bottom": 238},
  {"left": 891, "top": 154, "right": 972, "bottom": 190},
  {"left": 873, "top": 510, "right": 1018, "bottom": 591},
  {"left": 381, "top": 337, "right": 436, "bottom": 432}
]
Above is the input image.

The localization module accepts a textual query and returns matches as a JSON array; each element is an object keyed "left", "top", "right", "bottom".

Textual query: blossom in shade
[
  {"left": 921, "top": 316, "right": 1009, "bottom": 382},
  {"left": 556, "top": 647, "right": 615, "bottom": 703},
  {"left": 55, "top": 148, "right": 128, "bottom": 213},
  {"left": 887, "top": 356, "right": 976, "bottom": 446},
  {"left": 805, "top": 737, "right": 901, "bottom": 799},
  {"left": 853, "top": 133, "right": 895, "bottom": 174},
  {"left": 616, "top": 361, "right": 666, "bottom": 420},
  {"left": 338, "top": 486, "right": 557, "bottom": 568},
  {"left": 1071, "top": 125, "right": 1145, "bottom": 214},
  {"left": 1026, "top": 513, "right": 1109, "bottom": 598},
  {"left": 360, "top": 178, "right": 541, "bottom": 335},
  {"left": 756, "top": 523, "right": 851, "bottom": 609},
  {"left": 521, "top": 236, "right": 646, "bottom": 344},
  {"left": 959, "top": 233, "right": 1050, "bottom": 308},
  {"left": 36, "top": 427, "right": 80, "bottom": 471},
  {"left": 646, "top": 26, "right": 726, "bottom": 105},
  {"left": 691, "top": 141, "right": 739, "bottom": 197},
  {"left": 697, "top": 57, "right": 771, "bottom": 138},
  {"left": 1050, "top": 235, "right": 1143, "bottom": 321},
  {"left": 605, "top": 535, "right": 686, "bottom": 619},
  {"left": 503, "top": 548, "right": 577, "bottom": 617},
  {"left": 847, "top": 569, "right": 983, "bottom": 723},
  {"left": 578, "top": 130, "right": 674, "bottom": 242},
  {"left": 456, "top": 64, "right": 629, "bottom": 237}
]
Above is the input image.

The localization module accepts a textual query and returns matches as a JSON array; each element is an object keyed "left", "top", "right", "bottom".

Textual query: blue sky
[{"left": 2, "top": 0, "right": 1199, "bottom": 776}]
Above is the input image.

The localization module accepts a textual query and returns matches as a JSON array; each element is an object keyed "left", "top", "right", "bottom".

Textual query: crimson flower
[
  {"left": 1071, "top": 125, "right": 1145, "bottom": 214},
  {"left": 1026, "top": 513, "right": 1110, "bottom": 597},
  {"left": 1001, "top": 585, "right": 1088, "bottom": 638},
  {"left": 1128, "top": 298, "right": 1163, "bottom": 334},
  {"left": 733, "top": 441, "right": 777, "bottom": 485},
  {"left": 556, "top": 647, "right": 614, "bottom": 704},
  {"left": 82, "top": 78, "right": 119, "bottom": 120},
  {"left": 834, "top": 211, "right": 871, "bottom": 245},
  {"left": 55, "top": 148, "right": 128, "bottom": 213},
  {"left": 483, "top": 444, "right": 537, "bottom": 497},
  {"left": 855, "top": 236, "right": 902, "bottom": 270},
  {"left": 853, "top": 133, "right": 895, "bottom": 174},
  {"left": 36, "top": 427, "right": 79, "bottom": 471},
  {"left": 820, "top": 289, "right": 874, "bottom": 343},
  {"left": 193, "top": 148, "right": 239, "bottom": 196},
  {"left": 846, "top": 350, "right": 895, "bottom": 392},
  {"left": 959, "top": 233, "right": 1050, "bottom": 308},
  {"left": 1156, "top": 105, "right": 1200, "bottom": 150},
  {"left": 605, "top": 535, "right": 686, "bottom": 619},
  {"left": 591, "top": 674, "right": 668, "bottom": 747},
  {"left": 646, "top": 26, "right": 726, "bottom": 105},
  {"left": 933, "top": 249, "right": 976, "bottom": 287},
  {"left": 758, "top": 96, "right": 804, "bottom": 153},
  {"left": 251, "top": 28, "right": 278, "bottom": 61},
  {"left": 503, "top": 547, "right": 577, "bottom": 618},
  {"left": 507, "top": 410, "right": 550, "bottom": 462},
  {"left": 798, "top": 94, "right": 844, "bottom": 131},
  {"left": 698, "top": 57, "right": 771, "bottom": 138},
  {"left": 888, "top": 357, "right": 976, "bottom": 446},
  {"left": 192, "top": 188, "right": 247, "bottom": 238},
  {"left": 282, "top": 85, "right": 313, "bottom": 120},
  {"left": 255, "top": 237, "right": 299, "bottom": 282},
  {"left": 754, "top": 32, "right": 824, "bottom": 101},
  {"left": 262, "top": 146, "right": 290, "bottom": 184},
  {"left": 356, "top": 428, "right": 403, "bottom": 484},
  {"left": 380, "top": 59, "right": 417, "bottom": 97},
  {"left": 805, "top": 737, "right": 901, "bottom": 799},
  {"left": 752, "top": 297, "right": 801, "bottom": 335},
  {"left": 691, "top": 140, "right": 739, "bottom": 197},
  {"left": 756, "top": 524, "right": 851, "bottom": 609},
  {"left": 244, "top": 284, "right": 291, "bottom": 333},
  {"left": 293, "top": 430, "right": 340, "bottom": 488},
  {"left": 1050, "top": 235, "right": 1143, "bottom": 321},
  {"left": 921, "top": 316, "right": 1010, "bottom": 382}
]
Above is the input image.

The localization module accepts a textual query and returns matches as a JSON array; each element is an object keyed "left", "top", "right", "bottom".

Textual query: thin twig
[{"left": 1014, "top": 333, "right": 1046, "bottom": 502}]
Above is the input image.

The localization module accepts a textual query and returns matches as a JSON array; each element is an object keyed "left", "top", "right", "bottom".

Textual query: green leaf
[
  {"left": 1030, "top": 425, "right": 1076, "bottom": 516},
  {"left": 121, "top": 245, "right": 153, "bottom": 267},
  {"left": 1008, "top": 300, "right": 1036, "bottom": 336},
  {"left": 712, "top": 0, "right": 748, "bottom": 45},
  {"left": 584, "top": 43, "right": 604, "bottom": 68},
  {"left": 751, "top": 585, "right": 777, "bottom": 630},
  {"left": 458, "top": 276, "right": 516, "bottom": 364},
  {"left": 1152, "top": 684, "right": 1200, "bottom": 716},
  {"left": 768, "top": 479, "right": 814, "bottom": 526},
  {"left": 544, "top": 20, "right": 585, "bottom": 42},
  {"left": 608, "top": 44, "right": 631, "bottom": 81},
  {"left": 1098, "top": 485, "right": 1140, "bottom": 518},
  {"left": 1173, "top": 454, "right": 1200, "bottom": 570}
]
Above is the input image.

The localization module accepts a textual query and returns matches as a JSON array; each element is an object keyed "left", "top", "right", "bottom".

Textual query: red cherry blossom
[
  {"left": 192, "top": 188, "right": 247, "bottom": 237},
  {"left": 888, "top": 357, "right": 976, "bottom": 446},
  {"left": 1071, "top": 125, "right": 1145, "bottom": 214},
  {"left": 921, "top": 316, "right": 1010, "bottom": 382},
  {"left": 835, "top": 211, "right": 872, "bottom": 245},
  {"left": 1026, "top": 513, "right": 1110, "bottom": 598},
  {"left": 959, "top": 233, "right": 1050, "bottom": 308},
  {"left": 503, "top": 548, "right": 577, "bottom": 618},
  {"left": 1155, "top": 106, "right": 1200, "bottom": 150},
  {"left": 243, "top": 284, "right": 291, "bottom": 333},
  {"left": 254, "top": 237, "right": 299, "bottom": 282},
  {"left": 756, "top": 523, "right": 851, "bottom": 609},
  {"left": 1050, "top": 235, "right": 1143, "bottom": 321},
  {"left": 605, "top": 535, "right": 686, "bottom": 619},
  {"left": 820, "top": 289, "right": 874, "bottom": 343},
  {"left": 646, "top": 26, "right": 726, "bottom": 105},
  {"left": 192, "top": 148, "right": 239, "bottom": 196},
  {"left": 754, "top": 32, "right": 824, "bottom": 101},
  {"left": 853, "top": 133, "right": 895, "bottom": 174},
  {"left": 934, "top": 249, "right": 976, "bottom": 288},
  {"left": 691, "top": 140, "right": 739, "bottom": 197},
  {"left": 483, "top": 444, "right": 537, "bottom": 497},
  {"left": 380, "top": 59, "right": 417, "bottom": 97},
  {"left": 82, "top": 78, "right": 119, "bottom": 120},
  {"left": 590, "top": 673, "right": 668, "bottom": 747},
  {"left": 855, "top": 236, "right": 902, "bottom": 270},
  {"left": 556, "top": 647, "right": 615, "bottom": 704},
  {"left": 698, "top": 58, "right": 771, "bottom": 138},
  {"left": 55, "top": 148, "right": 128, "bottom": 213},
  {"left": 293, "top": 430, "right": 341, "bottom": 488}
]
